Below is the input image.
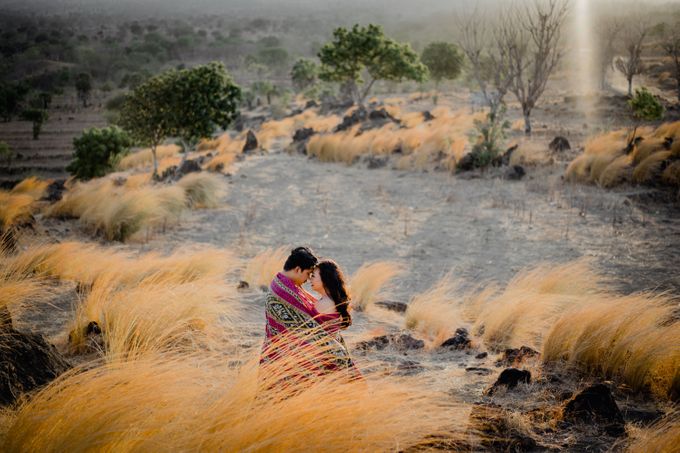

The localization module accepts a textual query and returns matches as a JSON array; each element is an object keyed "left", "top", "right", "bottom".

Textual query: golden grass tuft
[
  {"left": 4, "top": 340, "right": 464, "bottom": 451},
  {"left": 0, "top": 192, "right": 34, "bottom": 230},
  {"left": 46, "top": 175, "right": 227, "bottom": 241},
  {"left": 509, "top": 141, "right": 551, "bottom": 167},
  {"left": 10, "top": 176, "right": 50, "bottom": 200},
  {"left": 117, "top": 144, "right": 181, "bottom": 171},
  {"left": 567, "top": 124, "right": 680, "bottom": 187},
  {"left": 469, "top": 260, "right": 600, "bottom": 351},
  {"left": 404, "top": 275, "right": 466, "bottom": 346},
  {"left": 542, "top": 293, "right": 679, "bottom": 400},
  {"left": 242, "top": 246, "right": 289, "bottom": 289},
  {"left": 350, "top": 261, "right": 404, "bottom": 311},
  {"left": 632, "top": 151, "right": 672, "bottom": 184},
  {"left": 177, "top": 172, "right": 225, "bottom": 208},
  {"left": 661, "top": 160, "right": 680, "bottom": 186},
  {"left": 598, "top": 154, "right": 633, "bottom": 188},
  {"left": 68, "top": 276, "right": 233, "bottom": 359},
  {"left": 305, "top": 107, "right": 480, "bottom": 170},
  {"left": 631, "top": 138, "right": 666, "bottom": 166},
  {"left": 6, "top": 241, "right": 236, "bottom": 288},
  {"left": 627, "top": 411, "right": 680, "bottom": 452}
]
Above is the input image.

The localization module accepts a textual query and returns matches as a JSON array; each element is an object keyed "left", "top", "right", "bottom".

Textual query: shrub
[
  {"left": 242, "top": 246, "right": 289, "bottom": 289},
  {"left": 461, "top": 108, "right": 510, "bottom": 170},
  {"left": 67, "top": 126, "right": 133, "bottom": 180},
  {"left": 19, "top": 109, "right": 48, "bottom": 140},
  {"left": 177, "top": 172, "right": 225, "bottom": 209}
]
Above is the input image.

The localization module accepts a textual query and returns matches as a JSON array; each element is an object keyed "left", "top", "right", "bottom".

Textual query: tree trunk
[
  {"left": 523, "top": 108, "right": 532, "bottom": 136},
  {"left": 358, "top": 78, "right": 376, "bottom": 107},
  {"left": 627, "top": 77, "right": 633, "bottom": 97},
  {"left": 266, "top": 93, "right": 271, "bottom": 105},
  {"left": 180, "top": 139, "right": 189, "bottom": 166},
  {"left": 434, "top": 80, "right": 439, "bottom": 105},
  {"left": 151, "top": 146, "right": 158, "bottom": 179}
]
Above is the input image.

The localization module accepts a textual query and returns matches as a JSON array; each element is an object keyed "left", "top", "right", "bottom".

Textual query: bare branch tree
[
  {"left": 660, "top": 22, "right": 680, "bottom": 102},
  {"left": 615, "top": 21, "right": 651, "bottom": 97},
  {"left": 456, "top": 6, "right": 517, "bottom": 117},
  {"left": 506, "top": 0, "right": 569, "bottom": 136},
  {"left": 597, "top": 17, "right": 622, "bottom": 90}
]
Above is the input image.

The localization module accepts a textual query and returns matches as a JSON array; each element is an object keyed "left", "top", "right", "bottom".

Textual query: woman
[{"left": 309, "top": 259, "right": 361, "bottom": 379}]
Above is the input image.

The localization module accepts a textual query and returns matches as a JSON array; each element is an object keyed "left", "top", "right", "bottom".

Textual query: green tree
[
  {"left": 251, "top": 80, "right": 276, "bottom": 105},
  {"left": 318, "top": 24, "right": 428, "bottom": 106},
  {"left": 119, "top": 71, "right": 177, "bottom": 178},
  {"left": 168, "top": 62, "right": 241, "bottom": 163},
  {"left": 462, "top": 107, "right": 511, "bottom": 170},
  {"left": 257, "top": 47, "right": 289, "bottom": 71},
  {"left": 67, "top": 126, "right": 132, "bottom": 179},
  {"left": 421, "top": 42, "right": 463, "bottom": 104},
  {"left": 291, "top": 58, "right": 318, "bottom": 92},
  {"left": 20, "top": 109, "right": 48, "bottom": 140},
  {"left": 75, "top": 72, "right": 92, "bottom": 107},
  {"left": 627, "top": 87, "right": 665, "bottom": 150},
  {"left": 0, "top": 83, "right": 26, "bottom": 122}
]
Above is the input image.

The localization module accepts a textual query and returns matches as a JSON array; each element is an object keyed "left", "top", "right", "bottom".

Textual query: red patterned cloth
[{"left": 260, "top": 273, "right": 360, "bottom": 381}]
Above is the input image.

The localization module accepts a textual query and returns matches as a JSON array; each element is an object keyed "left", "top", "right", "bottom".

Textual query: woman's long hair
[{"left": 316, "top": 260, "right": 352, "bottom": 328}]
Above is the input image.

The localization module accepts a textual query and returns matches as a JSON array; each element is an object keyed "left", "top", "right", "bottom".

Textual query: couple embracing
[{"left": 260, "top": 246, "right": 361, "bottom": 382}]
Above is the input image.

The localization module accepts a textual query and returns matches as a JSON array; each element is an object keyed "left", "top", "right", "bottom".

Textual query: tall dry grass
[
  {"left": 468, "top": 260, "right": 601, "bottom": 351},
  {"left": 4, "top": 341, "right": 465, "bottom": 451},
  {"left": 6, "top": 241, "right": 236, "bottom": 288},
  {"left": 47, "top": 173, "right": 225, "bottom": 241},
  {"left": 177, "top": 172, "right": 225, "bottom": 208},
  {"left": 542, "top": 293, "right": 679, "bottom": 400},
  {"left": 350, "top": 261, "right": 404, "bottom": 311},
  {"left": 404, "top": 275, "right": 467, "bottom": 346},
  {"left": 10, "top": 176, "right": 50, "bottom": 200},
  {"left": 306, "top": 107, "right": 481, "bottom": 170},
  {"left": 242, "top": 246, "right": 289, "bottom": 289},
  {"left": 626, "top": 411, "right": 680, "bottom": 452},
  {"left": 0, "top": 192, "right": 34, "bottom": 230},
  {"left": 0, "top": 244, "right": 48, "bottom": 319},
  {"left": 68, "top": 275, "right": 234, "bottom": 360},
  {"left": 567, "top": 123, "right": 680, "bottom": 188},
  {"left": 117, "top": 144, "right": 181, "bottom": 171}
]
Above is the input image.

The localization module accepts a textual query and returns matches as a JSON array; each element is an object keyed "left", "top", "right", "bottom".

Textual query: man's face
[{"left": 293, "top": 267, "right": 313, "bottom": 285}]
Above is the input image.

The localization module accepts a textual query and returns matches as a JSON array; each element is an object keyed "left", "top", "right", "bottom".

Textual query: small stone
[
  {"left": 475, "top": 352, "right": 488, "bottom": 359},
  {"left": 486, "top": 368, "right": 531, "bottom": 395}
]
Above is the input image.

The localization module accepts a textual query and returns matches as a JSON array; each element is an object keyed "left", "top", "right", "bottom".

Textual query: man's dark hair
[{"left": 283, "top": 246, "right": 318, "bottom": 271}]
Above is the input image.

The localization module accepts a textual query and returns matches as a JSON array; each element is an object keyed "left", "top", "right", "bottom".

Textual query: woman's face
[{"left": 310, "top": 269, "right": 325, "bottom": 295}]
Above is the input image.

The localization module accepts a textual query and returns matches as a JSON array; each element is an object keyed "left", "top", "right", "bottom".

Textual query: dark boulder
[
  {"left": 392, "top": 333, "right": 425, "bottom": 351},
  {"left": 549, "top": 136, "right": 571, "bottom": 153},
  {"left": 354, "top": 335, "right": 390, "bottom": 352},
  {"left": 237, "top": 280, "right": 250, "bottom": 290},
  {"left": 242, "top": 130, "right": 259, "bottom": 153},
  {"left": 43, "top": 180, "right": 66, "bottom": 202},
  {"left": 1, "top": 327, "right": 71, "bottom": 405},
  {"left": 335, "top": 107, "right": 368, "bottom": 132},
  {"left": 441, "top": 328, "right": 471, "bottom": 350},
  {"left": 505, "top": 165, "right": 526, "bottom": 181},
  {"left": 486, "top": 368, "right": 531, "bottom": 395},
  {"left": 475, "top": 352, "right": 488, "bottom": 359},
  {"left": 368, "top": 108, "right": 399, "bottom": 123},
  {"left": 561, "top": 383, "right": 625, "bottom": 436},
  {"left": 366, "top": 155, "right": 388, "bottom": 169},
  {"left": 496, "top": 346, "right": 540, "bottom": 366},
  {"left": 176, "top": 158, "right": 202, "bottom": 177},
  {"left": 293, "top": 128, "right": 315, "bottom": 142},
  {"left": 354, "top": 333, "right": 424, "bottom": 352},
  {"left": 304, "top": 100, "right": 319, "bottom": 109},
  {"left": 422, "top": 110, "right": 435, "bottom": 121},
  {"left": 466, "top": 367, "right": 493, "bottom": 376},
  {"left": 456, "top": 153, "right": 476, "bottom": 172},
  {"left": 374, "top": 300, "right": 408, "bottom": 313}
]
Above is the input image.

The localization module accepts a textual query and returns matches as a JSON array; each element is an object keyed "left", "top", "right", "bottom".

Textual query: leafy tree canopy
[
  {"left": 421, "top": 42, "right": 464, "bottom": 85},
  {"left": 318, "top": 24, "right": 428, "bottom": 105},
  {"left": 290, "top": 58, "right": 318, "bottom": 92}
]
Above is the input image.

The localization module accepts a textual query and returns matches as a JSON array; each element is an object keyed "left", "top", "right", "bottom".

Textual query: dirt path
[{"left": 154, "top": 152, "right": 680, "bottom": 297}]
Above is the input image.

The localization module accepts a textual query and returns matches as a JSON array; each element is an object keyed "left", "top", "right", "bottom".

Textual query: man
[{"left": 260, "top": 246, "right": 354, "bottom": 379}]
